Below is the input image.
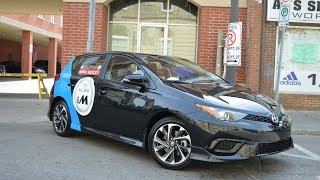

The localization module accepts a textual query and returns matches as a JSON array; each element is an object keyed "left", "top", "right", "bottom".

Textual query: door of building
[{"left": 137, "top": 24, "right": 168, "bottom": 56}]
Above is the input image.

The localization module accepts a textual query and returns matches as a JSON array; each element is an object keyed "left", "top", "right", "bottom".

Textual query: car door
[
  {"left": 94, "top": 54, "right": 150, "bottom": 140},
  {"left": 69, "top": 54, "right": 107, "bottom": 128}
]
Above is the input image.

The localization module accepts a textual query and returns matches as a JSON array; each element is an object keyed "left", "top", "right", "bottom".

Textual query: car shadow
[{"left": 71, "top": 132, "right": 290, "bottom": 174}]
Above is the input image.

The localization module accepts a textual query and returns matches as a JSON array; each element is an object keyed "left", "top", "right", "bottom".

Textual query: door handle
[
  {"left": 68, "top": 83, "right": 75, "bottom": 87},
  {"left": 99, "top": 89, "right": 107, "bottom": 95}
]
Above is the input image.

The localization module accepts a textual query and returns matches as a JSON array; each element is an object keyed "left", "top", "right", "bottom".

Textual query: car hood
[{"left": 169, "top": 82, "right": 279, "bottom": 116}]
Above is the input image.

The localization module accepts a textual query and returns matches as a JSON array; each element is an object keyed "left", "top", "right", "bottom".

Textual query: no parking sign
[{"left": 227, "top": 22, "right": 242, "bottom": 66}]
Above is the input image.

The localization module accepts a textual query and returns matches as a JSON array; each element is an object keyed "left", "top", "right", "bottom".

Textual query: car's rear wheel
[
  {"left": 148, "top": 117, "right": 192, "bottom": 169},
  {"left": 52, "top": 101, "right": 73, "bottom": 137}
]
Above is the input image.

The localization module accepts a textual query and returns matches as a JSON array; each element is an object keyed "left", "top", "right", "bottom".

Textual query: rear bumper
[
  {"left": 190, "top": 137, "right": 294, "bottom": 162},
  {"left": 47, "top": 89, "right": 54, "bottom": 120}
]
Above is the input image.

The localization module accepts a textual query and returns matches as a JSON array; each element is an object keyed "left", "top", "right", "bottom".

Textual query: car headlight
[
  {"left": 279, "top": 104, "right": 285, "bottom": 113},
  {"left": 196, "top": 104, "right": 247, "bottom": 122}
]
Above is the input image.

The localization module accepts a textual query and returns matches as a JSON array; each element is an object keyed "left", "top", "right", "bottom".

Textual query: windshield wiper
[
  {"left": 191, "top": 79, "right": 226, "bottom": 84},
  {"left": 191, "top": 79, "right": 215, "bottom": 84},
  {"left": 164, "top": 80, "right": 191, "bottom": 84}
]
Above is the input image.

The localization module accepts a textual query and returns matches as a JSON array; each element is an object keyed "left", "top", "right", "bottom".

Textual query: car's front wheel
[
  {"left": 148, "top": 117, "right": 192, "bottom": 169},
  {"left": 52, "top": 101, "right": 73, "bottom": 137}
]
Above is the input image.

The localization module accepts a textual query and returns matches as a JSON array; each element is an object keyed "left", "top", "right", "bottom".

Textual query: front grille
[
  {"left": 244, "top": 113, "right": 285, "bottom": 124},
  {"left": 244, "top": 114, "right": 272, "bottom": 123},
  {"left": 215, "top": 141, "right": 237, "bottom": 151},
  {"left": 257, "top": 138, "right": 293, "bottom": 155}
]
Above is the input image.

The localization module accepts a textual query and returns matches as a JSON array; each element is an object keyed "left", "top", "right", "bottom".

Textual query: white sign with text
[
  {"left": 274, "top": 27, "right": 320, "bottom": 95},
  {"left": 268, "top": 0, "right": 320, "bottom": 24},
  {"left": 227, "top": 22, "right": 242, "bottom": 66}
]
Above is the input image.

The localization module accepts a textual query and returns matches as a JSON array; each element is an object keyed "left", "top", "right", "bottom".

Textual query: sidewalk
[
  {"left": 287, "top": 110, "right": 320, "bottom": 135},
  {"left": 0, "top": 78, "right": 54, "bottom": 94},
  {"left": 0, "top": 78, "right": 319, "bottom": 134}
]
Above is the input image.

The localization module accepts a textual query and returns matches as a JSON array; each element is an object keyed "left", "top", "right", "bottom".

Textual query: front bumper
[
  {"left": 185, "top": 110, "right": 293, "bottom": 162},
  {"left": 190, "top": 137, "right": 293, "bottom": 162}
]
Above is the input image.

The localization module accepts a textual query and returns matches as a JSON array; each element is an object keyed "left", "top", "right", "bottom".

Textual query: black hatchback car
[
  {"left": 34, "top": 60, "right": 61, "bottom": 74},
  {"left": 48, "top": 52, "right": 293, "bottom": 169}
]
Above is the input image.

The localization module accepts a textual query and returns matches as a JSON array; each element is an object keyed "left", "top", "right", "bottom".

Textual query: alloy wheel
[
  {"left": 152, "top": 123, "right": 191, "bottom": 165},
  {"left": 53, "top": 104, "right": 68, "bottom": 133}
]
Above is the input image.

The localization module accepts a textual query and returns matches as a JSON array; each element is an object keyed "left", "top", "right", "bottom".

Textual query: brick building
[{"left": 0, "top": 14, "right": 62, "bottom": 77}]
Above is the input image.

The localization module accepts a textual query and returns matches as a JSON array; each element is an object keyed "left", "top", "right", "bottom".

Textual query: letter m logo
[{"left": 77, "top": 95, "right": 88, "bottom": 105}]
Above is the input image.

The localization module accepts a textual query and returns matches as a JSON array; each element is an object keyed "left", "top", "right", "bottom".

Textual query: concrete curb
[
  {"left": 292, "top": 130, "right": 320, "bottom": 136},
  {"left": 0, "top": 93, "right": 48, "bottom": 99}
]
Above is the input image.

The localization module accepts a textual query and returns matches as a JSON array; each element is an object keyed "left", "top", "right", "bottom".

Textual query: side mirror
[{"left": 123, "top": 74, "right": 148, "bottom": 88}]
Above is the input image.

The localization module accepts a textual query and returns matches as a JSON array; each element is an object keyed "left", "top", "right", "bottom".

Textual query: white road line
[
  {"left": 294, "top": 143, "right": 320, "bottom": 161},
  {"left": 281, "top": 152, "right": 316, "bottom": 161},
  {"left": 282, "top": 143, "right": 320, "bottom": 161}
]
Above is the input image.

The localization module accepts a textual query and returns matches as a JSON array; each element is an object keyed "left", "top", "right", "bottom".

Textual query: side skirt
[{"left": 81, "top": 126, "right": 144, "bottom": 148}]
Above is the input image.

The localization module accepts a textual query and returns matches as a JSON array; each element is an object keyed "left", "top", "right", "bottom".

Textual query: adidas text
[{"left": 280, "top": 80, "right": 301, "bottom": 86}]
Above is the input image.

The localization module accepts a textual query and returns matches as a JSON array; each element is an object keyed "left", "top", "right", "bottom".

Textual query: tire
[
  {"left": 148, "top": 117, "right": 192, "bottom": 170},
  {"left": 52, "top": 101, "right": 73, "bottom": 137}
]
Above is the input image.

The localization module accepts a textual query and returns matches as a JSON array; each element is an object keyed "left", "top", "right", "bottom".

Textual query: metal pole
[
  {"left": 274, "top": 27, "right": 286, "bottom": 102},
  {"left": 226, "top": 0, "right": 239, "bottom": 83},
  {"left": 216, "top": 30, "right": 223, "bottom": 76},
  {"left": 87, "top": 0, "right": 96, "bottom": 53}
]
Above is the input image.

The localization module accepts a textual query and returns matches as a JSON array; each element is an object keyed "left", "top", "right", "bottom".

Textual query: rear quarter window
[{"left": 76, "top": 55, "right": 106, "bottom": 77}]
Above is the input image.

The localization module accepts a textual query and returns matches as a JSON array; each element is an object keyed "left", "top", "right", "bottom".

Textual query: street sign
[
  {"left": 275, "top": 0, "right": 292, "bottom": 102},
  {"left": 278, "top": 0, "right": 291, "bottom": 27},
  {"left": 227, "top": 22, "right": 242, "bottom": 66}
]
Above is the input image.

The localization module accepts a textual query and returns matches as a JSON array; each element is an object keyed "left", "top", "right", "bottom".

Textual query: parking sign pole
[
  {"left": 274, "top": 27, "right": 286, "bottom": 102},
  {"left": 226, "top": 0, "right": 239, "bottom": 83},
  {"left": 274, "top": 0, "right": 291, "bottom": 102}
]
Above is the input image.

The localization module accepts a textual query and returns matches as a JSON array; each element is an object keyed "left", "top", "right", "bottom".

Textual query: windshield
[{"left": 139, "top": 55, "right": 226, "bottom": 84}]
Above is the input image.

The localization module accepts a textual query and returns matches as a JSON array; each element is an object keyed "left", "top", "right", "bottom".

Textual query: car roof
[
  {"left": 75, "top": 51, "right": 178, "bottom": 63},
  {"left": 76, "top": 51, "right": 134, "bottom": 57}
]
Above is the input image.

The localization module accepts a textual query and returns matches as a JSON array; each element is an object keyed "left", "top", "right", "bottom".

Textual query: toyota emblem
[{"left": 271, "top": 114, "right": 279, "bottom": 124}]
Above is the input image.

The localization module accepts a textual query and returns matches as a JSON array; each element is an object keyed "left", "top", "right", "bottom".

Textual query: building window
[
  {"left": 50, "top": 15, "right": 55, "bottom": 24},
  {"left": 160, "top": 38, "right": 173, "bottom": 56},
  {"left": 60, "top": 16, "right": 63, "bottom": 27},
  {"left": 108, "top": 0, "right": 198, "bottom": 61},
  {"left": 38, "top": 14, "right": 44, "bottom": 19},
  {"left": 162, "top": 2, "right": 172, "bottom": 12},
  {"left": 111, "top": 35, "right": 130, "bottom": 52}
]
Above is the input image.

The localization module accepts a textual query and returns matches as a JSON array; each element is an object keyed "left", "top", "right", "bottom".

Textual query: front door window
[{"left": 105, "top": 55, "right": 142, "bottom": 81}]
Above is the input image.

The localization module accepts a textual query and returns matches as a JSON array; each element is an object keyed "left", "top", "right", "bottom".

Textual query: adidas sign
[{"left": 280, "top": 71, "right": 301, "bottom": 86}]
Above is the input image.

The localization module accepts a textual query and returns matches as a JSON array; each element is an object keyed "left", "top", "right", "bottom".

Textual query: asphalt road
[{"left": 0, "top": 98, "right": 320, "bottom": 180}]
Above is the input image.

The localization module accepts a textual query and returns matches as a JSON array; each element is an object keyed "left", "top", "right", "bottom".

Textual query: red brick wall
[
  {"left": 62, "top": 2, "right": 108, "bottom": 68},
  {"left": 0, "top": 38, "right": 21, "bottom": 61},
  {"left": 197, "top": 7, "right": 247, "bottom": 84},
  {"left": 94, "top": 4, "right": 108, "bottom": 52},
  {"left": 245, "top": 0, "right": 262, "bottom": 91},
  {"left": 21, "top": 30, "right": 32, "bottom": 74},
  {"left": 35, "top": 45, "right": 62, "bottom": 62},
  {"left": 280, "top": 94, "right": 320, "bottom": 110},
  {"left": 0, "top": 14, "right": 62, "bottom": 35}
]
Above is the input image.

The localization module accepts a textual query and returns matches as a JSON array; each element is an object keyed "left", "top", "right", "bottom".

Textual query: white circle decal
[{"left": 72, "top": 77, "right": 95, "bottom": 116}]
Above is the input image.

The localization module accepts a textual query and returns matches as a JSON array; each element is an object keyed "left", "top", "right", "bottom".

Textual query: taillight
[{"left": 54, "top": 74, "right": 60, "bottom": 82}]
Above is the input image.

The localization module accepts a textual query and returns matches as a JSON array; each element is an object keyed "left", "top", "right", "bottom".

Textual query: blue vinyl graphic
[{"left": 53, "top": 57, "right": 81, "bottom": 131}]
